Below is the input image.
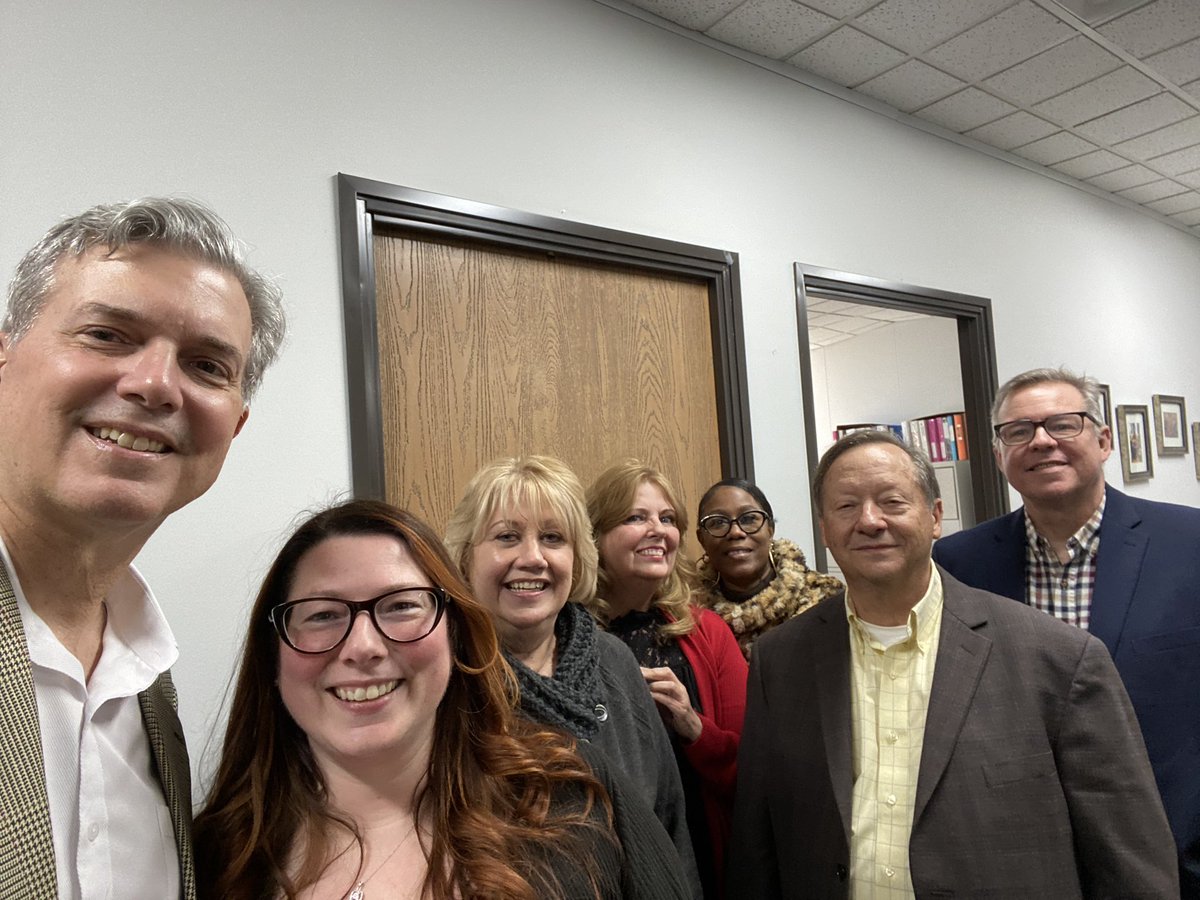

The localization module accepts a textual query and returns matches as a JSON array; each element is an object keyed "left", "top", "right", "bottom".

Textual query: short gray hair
[
  {"left": 812, "top": 430, "right": 940, "bottom": 512},
  {"left": 991, "top": 367, "right": 1104, "bottom": 439},
  {"left": 4, "top": 197, "right": 285, "bottom": 401}
]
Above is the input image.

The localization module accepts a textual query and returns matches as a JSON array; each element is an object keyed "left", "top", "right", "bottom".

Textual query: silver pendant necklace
[{"left": 346, "top": 823, "right": 418, "bottom": 900}]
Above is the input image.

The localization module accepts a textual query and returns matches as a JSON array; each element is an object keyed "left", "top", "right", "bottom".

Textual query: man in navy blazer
[{"left": 934, "top": 367, "right": 1200, "bottom": 898}]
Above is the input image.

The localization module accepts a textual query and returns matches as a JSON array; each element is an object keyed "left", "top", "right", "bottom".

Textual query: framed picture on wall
[
  {"left": 1097, "top": 383, "right": 1112, "bottom": 428},
  {"left": 1193, "top": 424, "right": 1200, "bottom": 479},
  {"left": 1116, "top": 405, "right": 1153, "bottom": 483},
  {"left": 1152, "top": 394, "right": 1188, "bottom": 455}
]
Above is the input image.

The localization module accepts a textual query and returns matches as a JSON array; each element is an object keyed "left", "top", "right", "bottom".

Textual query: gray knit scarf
[{"left": 506, "top": 601, "right": 603, "bottom": 740}]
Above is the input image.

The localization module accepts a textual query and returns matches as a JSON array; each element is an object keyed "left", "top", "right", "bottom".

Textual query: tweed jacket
[
  {"left": 728, "top": 567, "right": 1178, "bottom": 899},
  {"left": 0, "top": 562, "right": 195, "bottom": 900}
]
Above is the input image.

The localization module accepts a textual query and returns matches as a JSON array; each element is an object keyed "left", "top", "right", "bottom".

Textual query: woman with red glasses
[{"left": 194, "top": 499, "right": 690, "bottom": 900}]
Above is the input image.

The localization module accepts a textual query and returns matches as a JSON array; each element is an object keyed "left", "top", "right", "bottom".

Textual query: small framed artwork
[
  {"left": 1097, "top": 383, "right": 1112, "bottom": 429},
  {"left": 1152, "top": 394, "right": 1188, "bottom": 455},
  {"left": 1193, "top": 424, "right": 1200, "bottom": 479},
  {"left": 1116, "top": 405, "right": 1153, "bottom": 483}
]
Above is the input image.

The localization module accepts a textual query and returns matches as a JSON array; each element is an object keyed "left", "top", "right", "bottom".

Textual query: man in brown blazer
[
  {"left": 0, "top": 198, "right": 285, "bottom": 899},
  {"left": 728, "top": 430, "right": 1177, "bottom": 899}
]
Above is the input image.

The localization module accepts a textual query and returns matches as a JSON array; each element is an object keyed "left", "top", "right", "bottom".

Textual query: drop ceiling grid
[{"left": 619, "top": 0, "right": 1200, "bottom": 235}]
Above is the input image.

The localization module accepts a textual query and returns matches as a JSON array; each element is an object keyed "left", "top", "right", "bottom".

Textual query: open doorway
[{"left": 794, "top": 264, "right": 1006, "bottom": 573}]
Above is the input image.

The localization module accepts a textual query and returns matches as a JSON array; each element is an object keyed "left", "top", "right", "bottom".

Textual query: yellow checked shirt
[{"left": 846, "top": 567, "right": 944, "bottom": 900}]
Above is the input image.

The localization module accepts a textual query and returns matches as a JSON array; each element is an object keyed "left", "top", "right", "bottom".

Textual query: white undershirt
[{"left": 1, "top": 538, "right": 182, "bottom": 900}]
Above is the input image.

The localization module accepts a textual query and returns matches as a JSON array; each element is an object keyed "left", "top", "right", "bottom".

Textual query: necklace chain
[{"left": 346, "top": 823, "right": 418, "bottom": 900}]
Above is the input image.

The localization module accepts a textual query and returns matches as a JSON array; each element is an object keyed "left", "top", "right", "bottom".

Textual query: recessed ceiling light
[{"left": 1047, "top": 0, "right": 1154, "bottom": 26}]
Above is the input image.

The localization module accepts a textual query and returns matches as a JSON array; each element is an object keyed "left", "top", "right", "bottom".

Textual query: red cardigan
[{"left": 673, "top": 607, "right": 748, "bottom": 890}]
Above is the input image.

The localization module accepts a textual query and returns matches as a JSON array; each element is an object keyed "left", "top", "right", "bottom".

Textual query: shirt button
[
  {"left": 886, "top": 793, "right": 897, "bottom": 806},
  {"left": 888, "top": 671, "right": 898, "bottom": 681},
  {"left": 886, "top": 730, "right": 898, "bottom": 743},
  {"left": 884, "top": 866, "right": 896, "bottom": 878},
  {"left": 87, "top": 822, "right": 100, "bottom": 842}
]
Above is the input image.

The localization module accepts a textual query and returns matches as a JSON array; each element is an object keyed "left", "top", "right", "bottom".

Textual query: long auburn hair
[
  {"left": 585, "top": 460, "right": 697, "bottom": 639},
  {"left": 193, "top": 499, "right": 613, "bottom": 899}
]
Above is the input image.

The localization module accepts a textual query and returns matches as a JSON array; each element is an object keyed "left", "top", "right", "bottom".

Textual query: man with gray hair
[
  {"left": 0, "top": 198, "right": 285, "bottom": 899},
  {"left": 934, "top": 366, "right": 1200, "bottom": 897},
  {"left": 730, "top": 430, "right": 1176, "bottom": 898}
]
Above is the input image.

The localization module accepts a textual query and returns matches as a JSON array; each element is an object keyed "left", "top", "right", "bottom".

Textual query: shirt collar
[
  {"left": 845, "top": 564, "right": 943, "bottom": 653},
  {"left": 0, "top": 535, "right": 178, "bottom": 689},
  {"left": 1024, "top": 493, "right": 1106, "bottom": 559}
]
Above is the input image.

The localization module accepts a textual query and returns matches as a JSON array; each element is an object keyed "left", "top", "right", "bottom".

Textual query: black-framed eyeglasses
[
  {"left": 993, "top": 411, "right": 1100, "bottom": 447},
  {"left": 698, "top": 509, "right": 771, "bottom": 538},
  {"left": 269, "top": 587, "right": 448, "bottom": 654}
]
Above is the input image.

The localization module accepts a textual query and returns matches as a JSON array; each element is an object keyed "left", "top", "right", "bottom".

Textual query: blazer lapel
[
  {"left": 813, "top": 601, "right": 854, "bottom": 841},
  {"left": 913, "top": 575, "right": 991, "bottom": 825},
  {"left": 1089, "top": 487, "right": 1146, "bottom": 655},
  {"left": 139, "top": 672, "right": 195, "bottom": 900},
  {"left": 990, "top": 511, "right": 1028, "bottom": 602},
  {"left": 0, "top": 564, "right": 59, "bottom": 899}
]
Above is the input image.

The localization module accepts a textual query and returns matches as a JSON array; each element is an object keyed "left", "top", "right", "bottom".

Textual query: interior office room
[{"left": 4, "top": 0, "right": 1200, "bottom": 783}]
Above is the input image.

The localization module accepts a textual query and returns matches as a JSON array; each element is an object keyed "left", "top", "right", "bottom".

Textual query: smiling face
[
  {"left": 597, "top": 480, "right": 680, "bottom": 610},
  {"left": 0, "top": 245, "right": 252, "bottom": 544},
  {"left": 469, "top": 504, "right": 575, "bottom": 651},
  {"left": 697, "top": 485, "right": 775, "bottom": 592},
  {"left": 994, "top": 381, "right": 1111, "bottom": 516},
  {"left": 276, "top": 533, "right": 451, "bottom": 772},
  {"left": 819, "top": 442, "right": 942, "bottom": 603}
]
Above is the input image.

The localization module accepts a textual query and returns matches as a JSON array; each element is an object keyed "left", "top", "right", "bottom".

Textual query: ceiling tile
[
  {"left": 795, "top": 0, "right": 877, "bottom": 17},
  {"left": 965, "top": 110, "right": 1059, "bottom": 148},
  {"left": 925, "top": 1, "right": 1076, "bottom": 82},
  {"left": 1098, "top": 0, "right": 1200, "bottom": 58},
  {"left": 854, "top": 0, "right": 1011, "bottom": 55},
  {"left": 807, "top": 326, "right": 850, "bottom": 346},
  {"left": 706, "top": 0, "right": 837, "bottom": 58},
  {"left": 1146, "top": 190, "right": 1200, "bottom": 214},
  {"left": 1171, "top": 206, "right": 1200, "bottom": 225},
  {"left": 983, "top": 36, "right": 1122, "bottom": 105},
  {"left": 1033, "top": 66, "right": 1159, "bottom": 126},
  {"left": 1142, "top": 36, "right": 1200, "bottom": 86},
  {"left": 855, "top": 59, "right": 965, "bottom": 112},
  {"left": 1177, "top": 168, "right": 1200, "bottom": 188},
  {"left": 1012, "top": 131, "right": 1098, "bottom": 164},
  {"left": 914, "top": 87, "right": 1017, "bottom": 132},
  {"left": 626, "top": 0, "right": 746, "bottom": 31},
  {"left": 1116, "top": 178, "right": 1189, "bottom": 203},
  {"left": 1086, "top": 164, "right": 1161, "bottom": 190},
  {"left": 1075, "top": 93, "right": 1195, "bottom": 144},
  {"left": 1149, "top": 143, "right": 1200, "bottom": 175},
  {"left": 1114, "top": 115, "right": 1200, "bottom": 157},
  {"left": 788, "top": 26, "right": 908, "bottom": 86},
  {"left": 807, "top": 298, "right": 861, "bottom": 314},
  {"left": 1051, "top": 149, "right": 1128, "bottom": 178}
]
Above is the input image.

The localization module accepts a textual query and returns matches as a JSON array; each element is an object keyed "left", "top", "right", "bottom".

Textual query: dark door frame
[
  {"left": 795, "top": 263, "right": 1006, "bottom": 572},
  {"left": 337, "top": 173, "right": 754, "bottom": 498}
]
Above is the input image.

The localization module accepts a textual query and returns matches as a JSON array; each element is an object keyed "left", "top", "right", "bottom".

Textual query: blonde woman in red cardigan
[{"left": 586, "top": 460, "right": 747, "bottom": 900}]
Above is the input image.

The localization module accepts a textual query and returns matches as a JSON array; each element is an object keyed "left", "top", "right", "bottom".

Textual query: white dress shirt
[{"left": 1, "top": 539, "right": 182, "bottom": 900}]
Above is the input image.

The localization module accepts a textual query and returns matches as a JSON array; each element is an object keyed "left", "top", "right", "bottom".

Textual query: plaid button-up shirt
[{"left": 1024, "top": 497, "right": 1105, "bottom": 630}]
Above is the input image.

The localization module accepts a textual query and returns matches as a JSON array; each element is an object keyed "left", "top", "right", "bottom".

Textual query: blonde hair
[
  {"left": 586, "top": 459, "right": 696, "bottom": 640},
  {"left": 445, "top": 456, "right": 598, "bottom": 607}
]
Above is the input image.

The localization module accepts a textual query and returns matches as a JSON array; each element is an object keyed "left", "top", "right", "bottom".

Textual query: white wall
[{"left": 4, "top": 0, "right": 1200, "bottom": 788}]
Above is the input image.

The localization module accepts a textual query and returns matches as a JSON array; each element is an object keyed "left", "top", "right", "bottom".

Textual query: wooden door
[{"left": 372, "top": 230, "right": 723, "bottom": 556}]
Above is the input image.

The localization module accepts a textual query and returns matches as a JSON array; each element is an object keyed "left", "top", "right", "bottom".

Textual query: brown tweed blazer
[{"left": 0, "top": 563, "right": 196, "bottom": 899}]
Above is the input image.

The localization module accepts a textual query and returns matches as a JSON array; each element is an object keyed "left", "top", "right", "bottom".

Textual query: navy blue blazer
[{"left": 934, "top": 484, "right": 1200, "bottom": 898}]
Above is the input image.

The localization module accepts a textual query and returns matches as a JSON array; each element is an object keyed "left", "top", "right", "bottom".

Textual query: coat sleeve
[
  {"left": 681, "top": 610, "right": 747, "bottom": 801},
  {"left": 1059, "top": 635, "right": 1179, "bottom": 898},
  {"left": 577, "top": 743, "right": 693, "bottom": 900}
]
